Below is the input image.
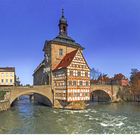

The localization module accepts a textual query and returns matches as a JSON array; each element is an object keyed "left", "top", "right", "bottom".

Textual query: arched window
[{"left": 63, "top": 26, "right": 66, "bottom": 32}]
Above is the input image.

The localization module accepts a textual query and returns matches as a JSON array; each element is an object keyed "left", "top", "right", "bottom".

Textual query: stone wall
[
  {"left": 51, "top": 44, "right": 76, "bottom": 70},
  {"left": 53, "top": 99, "right": 86, "bottom": 110},
  {"left": 0, "top": 100, "right": 10, "bottom": 112}
]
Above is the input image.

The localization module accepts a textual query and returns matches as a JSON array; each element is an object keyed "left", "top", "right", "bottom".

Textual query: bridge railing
[{"left": 0, "top": 85, "right": 52, "bottom": 90}]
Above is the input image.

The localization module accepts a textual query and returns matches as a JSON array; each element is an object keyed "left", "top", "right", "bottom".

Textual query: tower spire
[
  {"left": 59, "top": 8, "right": 68, "bottom": 36},
  {"left": 62, "top": 8, "right": 64, "bottom": 18}
]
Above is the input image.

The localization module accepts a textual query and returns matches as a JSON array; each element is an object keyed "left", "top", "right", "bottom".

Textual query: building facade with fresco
[{"left": 33, "top": 10, "right": 90, "bottom": 108}]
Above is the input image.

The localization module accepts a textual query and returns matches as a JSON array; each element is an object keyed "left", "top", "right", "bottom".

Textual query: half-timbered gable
[
  {"left": 67, "top": 49, "right": 90, "bottom": 102},
  {"left": 53, "top": 49, "right": 90, "bottom": 102}
]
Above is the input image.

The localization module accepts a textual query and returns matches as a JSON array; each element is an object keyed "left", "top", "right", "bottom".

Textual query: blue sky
[{"left": 0, "top": 0, "right": 140, "bottom": 85}]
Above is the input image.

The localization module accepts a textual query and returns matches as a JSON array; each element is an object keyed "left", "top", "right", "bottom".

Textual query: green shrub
[{"left": 0, "top": 91, "right": 7, "bottom": 100}]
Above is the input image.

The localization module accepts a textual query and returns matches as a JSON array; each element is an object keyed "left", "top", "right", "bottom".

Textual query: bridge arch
[
  {"left": 90, "top": 89, "right": 112, "bottom": 102},
  {"left": 10, "top": 90, "right": 53, "bottom": 107}
]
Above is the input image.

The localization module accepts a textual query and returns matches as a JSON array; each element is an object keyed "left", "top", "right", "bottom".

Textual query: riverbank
[{"left": 118, "top": 86, "right": 140, "bottom": 102}]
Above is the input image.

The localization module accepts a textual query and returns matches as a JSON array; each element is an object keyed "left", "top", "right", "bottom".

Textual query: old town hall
[{"left": 33, "top": 10, "right": 90, "bottom": 109}]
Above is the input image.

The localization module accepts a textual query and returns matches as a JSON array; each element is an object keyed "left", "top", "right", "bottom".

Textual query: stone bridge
[
  {"left": 0, "top": 84, "right": 122, "bottom": 111},
  {"left": 90, "top": 85, "right": 121, "bottom": 102},
  {"left": 0, "top": 85, "right": 53, "bottom": 106}
]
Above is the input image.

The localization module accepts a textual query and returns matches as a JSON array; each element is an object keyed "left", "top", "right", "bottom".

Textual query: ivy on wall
[{"left": 0, "top": 91, "right": 7, "bottom": 100}]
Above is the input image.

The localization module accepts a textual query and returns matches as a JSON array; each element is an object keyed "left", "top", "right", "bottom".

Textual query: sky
[{"left": 0, "top": 0, "right": 140, "bottom": 85}]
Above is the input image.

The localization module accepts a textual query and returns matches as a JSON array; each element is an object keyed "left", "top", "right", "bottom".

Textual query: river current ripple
[{"left": 0, "top": 96, "right": 140, "bottom": 134}]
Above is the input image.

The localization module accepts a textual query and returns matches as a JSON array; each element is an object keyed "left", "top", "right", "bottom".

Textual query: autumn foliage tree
[
  {"left": 114, "top": 73, "right": 125, "bottom": 81},
  {"left": 97, "top": 74, "right": 111, "bottom": 84},
  {"left": 112, "top": 73, "right": 129, "bottom": 86},
  {"left": 130, "top": 69, "right": 140, "bottom": 94}
]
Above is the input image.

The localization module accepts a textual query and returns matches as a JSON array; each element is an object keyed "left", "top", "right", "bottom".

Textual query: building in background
[
  {"left": 112, "top": 73, "right": 129, "bottom": 86},
  {"left": 33, "top": 60, "right": 46, "bottom": 85},
  {"left": 0, "top": 67, "right": 16, "bottom": 86}
]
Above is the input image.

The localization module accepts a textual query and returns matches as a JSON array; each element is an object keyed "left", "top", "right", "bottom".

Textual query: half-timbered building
[
  {"left": 33, "top": 9, "right": 90, "bottom": 108},
  {"left": 53, "top": 49, "right": 90, "bottom": 102}
]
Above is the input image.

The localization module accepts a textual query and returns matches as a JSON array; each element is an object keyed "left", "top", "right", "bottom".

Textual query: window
[
  {"left": 6, "top": 79, "right": 8, "bottom": 84},
  {"left": 10, "top": 73, "right": 13, "bottom": 77},
  {"left": 6, "top": 73, "right": 8, "bottom": 77},
  {"left": 73, "top": 81, "right": 76, "bottom": 86},
  {"left": 59, "top": 49, "right": 63, "bottom": 56},
  {"left": 70, "top": 71, "right": 73, "bottom": 76},
  {"left": 69, "top": 81, "right": 72, "bottom": 86},
  {"left": 78, "top": 71, "right": 81, "bottom": 77},
  {"left": 63, "top": 26, "right": 66, "bottom": 32},
  {"left": 79, "top": 81, "right": 83, "bottom": 86},
  {"left": 10, "top": 79, "right": 13, "bottom": 83},
  {"left": 1, "top": 79, "right": 4, "bottom": 83},
  {"left": 85, "top": 72, "right": 88, "bottom": 77},
  {"left": 86, "top": 81, "right": 89, "bottom": 86}
]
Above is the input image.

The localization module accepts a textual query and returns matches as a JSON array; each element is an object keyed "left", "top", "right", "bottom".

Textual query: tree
[
  {"left": 97, "top": 74, "right": 111, "bottom": 84},
  {"left": 130, "top": 68, "right": 139, "bottom": 80},
  {"left": 114, "top": 73, "right": 125, "bottom": 81},
  {"left": 90, "top": 68, "right": 102, "bottom": 80},
  {"left": 112, "top": 73, "right": 129, "bottom": 86},
  {"left": 130, "top": 71, "right": 140, "bottom": 94}
]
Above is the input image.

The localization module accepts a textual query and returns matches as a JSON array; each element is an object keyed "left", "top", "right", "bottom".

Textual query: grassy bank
[{"left": 118, "top": 86, "right": 140, "bottom": 102}]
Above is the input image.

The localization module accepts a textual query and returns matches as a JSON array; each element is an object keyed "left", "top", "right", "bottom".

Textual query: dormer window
[{"left": 59, "top": 49, "right": 63, "bottom": 56}]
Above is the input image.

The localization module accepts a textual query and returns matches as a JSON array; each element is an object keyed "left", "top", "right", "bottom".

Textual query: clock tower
[
  {"left": 34, "top": 9, "right": 85, "bottom": 85},
  {"left": 59, "top": 9, "right": 68, "bottom": 36}
]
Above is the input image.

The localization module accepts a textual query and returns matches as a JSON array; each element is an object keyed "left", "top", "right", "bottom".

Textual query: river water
[{"left": 0, "top": 96, "right": 140, "bottom": 134}]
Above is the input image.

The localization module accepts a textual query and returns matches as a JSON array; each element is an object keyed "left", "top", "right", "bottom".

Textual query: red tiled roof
[{"left": 53, "top": 49, "right": 78, "bottom": 71}]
